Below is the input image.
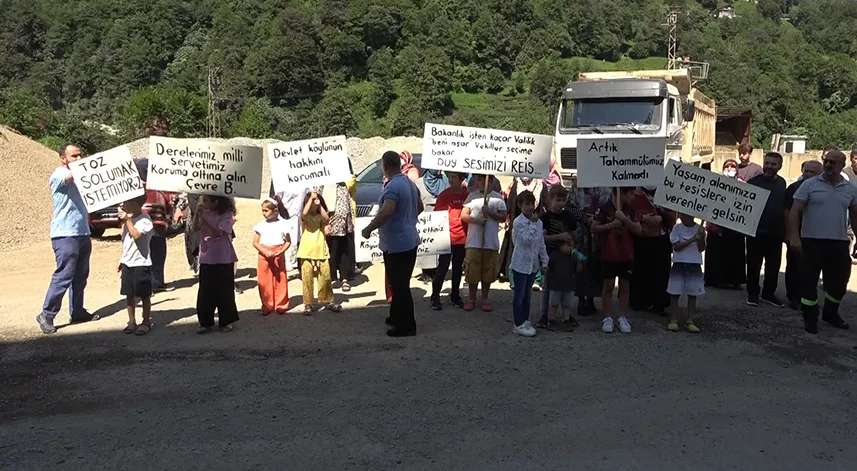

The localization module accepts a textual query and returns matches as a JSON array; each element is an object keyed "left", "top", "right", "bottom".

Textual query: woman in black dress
[{"left": 704, "top": 159, "right": 747, "bottom": 288}]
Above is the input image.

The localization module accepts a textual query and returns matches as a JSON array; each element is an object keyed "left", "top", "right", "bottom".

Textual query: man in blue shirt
[
  {"left": 362, "top": 151, "right": 423, "bottom": 337},
  {"left": 36, "top": 144, "right": 99, "bottom": 334}
]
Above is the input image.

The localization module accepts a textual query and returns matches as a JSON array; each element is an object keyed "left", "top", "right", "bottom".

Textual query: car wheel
[{"left": 90, "top": 226, "right": 106, "bottom": 238}]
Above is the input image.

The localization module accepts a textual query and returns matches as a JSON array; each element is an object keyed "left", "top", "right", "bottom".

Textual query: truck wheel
[{"left": 90, "top": 226, "right": 106, "bottom": 238}]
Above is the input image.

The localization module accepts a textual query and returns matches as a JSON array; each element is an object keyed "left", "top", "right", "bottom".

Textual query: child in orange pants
[{"left": 253, "top": 198, "right": 291, "bottom": 315}]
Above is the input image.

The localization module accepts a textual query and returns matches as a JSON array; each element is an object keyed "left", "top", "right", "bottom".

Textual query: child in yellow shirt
[{"left": 296, "top": 190, "right": 342, "bottom": 314}]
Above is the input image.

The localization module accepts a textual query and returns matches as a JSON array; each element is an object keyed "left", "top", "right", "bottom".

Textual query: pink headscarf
[
  {"left": 544, "top": 161, "right": 562, "bottom": 187},
  {"left": 400, "top": 150, "right": 419, "bottom": 182}
]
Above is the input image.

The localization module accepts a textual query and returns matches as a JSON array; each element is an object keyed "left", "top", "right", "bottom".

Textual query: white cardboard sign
[
  {"left": 422, "top": 123, "right": 552, "bottom": 178},
  {"left": 654, "top": 160, "right": 770, "bottom": 236},
  {"left": 267, "top": 136, "right": 351, "bottom": 193},
  {"left": 576, "top": 137, "right": 667, "bottom": 188},
  {"left": 355, "top": 212, "right": 452, "bottom": 263},
  {"left": 146, "top": 137, "right": 264, "bottom": 199},
  {"left": 68, "top": 145, "right": 145, "bottom": 213}
]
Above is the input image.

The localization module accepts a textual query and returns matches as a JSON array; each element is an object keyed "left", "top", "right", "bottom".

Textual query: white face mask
[{"left": 724, "top": 169, "right": 737, "bottom": 178}]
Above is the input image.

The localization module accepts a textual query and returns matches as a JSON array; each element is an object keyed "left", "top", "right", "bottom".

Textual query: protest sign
[
  {"left": 355, "top": 212, "right": 452, "bottom": 263},
  {"left": 68, "top": 145, "right": 144, "bottom": 213},
  {"left": 576, "top": 136, "right": 667, "bottom": 188},
  {"left": 146, "top": 137, "right": 263, "bottom": 199},
  {"left": 422, "top": 123, "right": 552, "bottom": 178},
  {"left": 267, "top": 136, "right": 352, "bottom": 193},
  {"left": 654, "top": 160, "right": 771, "bottom": 236}
]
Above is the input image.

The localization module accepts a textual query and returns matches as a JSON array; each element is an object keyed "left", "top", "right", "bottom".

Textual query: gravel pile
[
  {"left": 127, "top": 135, "right": 423, "bottom": 195},
  {"left": 0, "top": 126, "right": 60, "bottom": 251}
]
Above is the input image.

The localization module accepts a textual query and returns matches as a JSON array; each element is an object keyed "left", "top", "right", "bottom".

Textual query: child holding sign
[
  {"left": 591, "top": 188, "right": 641, "bottom": 334},
  {"left": 666, "top": 213, "right": 706, "bottom": 333},
  {"left": 297, "top": 191, "right": 343, "bottom": 314},
  {"left": 461, "top": 175, "right": 507, "bottom": 312},
  {"left": 117, "top": 194, "right": 154, "bottom": 336},
  {"left": 193, "top": 196, "right": 240, "bottom": 333},
  {"left": 253, "top": 198, "right": 292, "bottom": 316}
]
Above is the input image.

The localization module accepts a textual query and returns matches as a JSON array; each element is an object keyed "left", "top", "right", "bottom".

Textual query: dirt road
[{"left": 2, "top": 201, "right": 857, "bottom": 470}]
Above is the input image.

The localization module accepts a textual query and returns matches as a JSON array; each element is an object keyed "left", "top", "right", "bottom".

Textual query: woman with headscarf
[
  {"left": 568, "top": 185, "right": 613, "bottom": 315},
  {"left": 323, "top": 160, "right": 357, "bottom": 292},
  {"left": 423, "top": 169, "right": 449, "bottom": 198},
  {"left": 703, "top": 159, "right": 747, "bottom": 288},
  {"left": 498, "top": 176, "right": 549, "bottom": 287},
  {"left": 544, "top": 160, "right": 562, "bottom": 188},
  {"left": 628, "top": 186, "right": 676, "bottom": 315},
  {"left": 172, "top": 192, "right": 201, "bottom": 274},
  {"left": 399, "top": 150, "right": 420, "bottom": 183}
]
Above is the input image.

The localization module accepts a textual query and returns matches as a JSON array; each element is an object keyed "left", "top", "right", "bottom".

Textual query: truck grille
[
  {"left": 560, "top": 148, "right": 577, "bottom": 170},
  {"left": 356, "top": 205, "right": 372, "bottom": 217}
]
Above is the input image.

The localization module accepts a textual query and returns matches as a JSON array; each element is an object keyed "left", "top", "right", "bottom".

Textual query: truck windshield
[{"left": 559, "top": 98, "right": 662, "bottom": 131}]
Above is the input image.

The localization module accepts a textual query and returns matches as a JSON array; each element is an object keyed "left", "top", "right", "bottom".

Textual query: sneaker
[
  {"left": 667, "top": 319, "right": 679, "bottom": 332},
  {"left": 746, "top": 295, "right": 759, "bottom": 307},
  {"left": 535, "top": 316, "right": 550, "bottom": 329},
  {"left": 601, "top": 317, "right": 615, "bottom": 333},
  {"left": 430, "top": 297, "right": 442, "bottom": 311},
  {"left": 566, "top": 317, "right": 580, "bottom": 328},
  {"left": 686, "top": 322, "right": 700, "bottom": 334},
  {"left": 462, "top": 300, "right": 475, "bottom": 311},
  {"left": 761, "top": 295, "right": 785, "bottom": 308},
  {"left": 450, "top": 297, "right": 464, "bottom": 308},
  {"left": 513, "top": 322, "right": 537, "bottom": 337},
  {"left": 618, "top": 316, "right": 632, "bottom": 334},
  {"left": 36, "top": 314, "right": 57, "bottom": 335}
]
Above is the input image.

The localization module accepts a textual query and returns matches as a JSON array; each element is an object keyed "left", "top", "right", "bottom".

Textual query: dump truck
[{"left": 551, "top": 68, "right": 716, "bottom": 185}]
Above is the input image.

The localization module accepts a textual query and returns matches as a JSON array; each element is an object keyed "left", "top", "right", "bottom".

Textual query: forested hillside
[{"left": 1, "top": 0, "right": 856, "bottom": 153}]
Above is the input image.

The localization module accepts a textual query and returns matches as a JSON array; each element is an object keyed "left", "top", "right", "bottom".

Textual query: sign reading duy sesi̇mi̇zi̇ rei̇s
[
  {"left": 575, "top": 136, "right": 667, "bottom": 188},
  {"left": 421, "top": 123, "right": 552, "bottom": 179},
  {"left": 145, "top": 136, "right": 263, "bottom": 199},
  {"left": 355, "top": 212, "right": 451, "bottom": 263},
  {"left": 267, "top": 136, "right": 352, "bottom": 193},
  {"left": 69, "top": 145, "right": 145, "bottom": 213},
  {"left": 654, "top": 160, "right": 770, "bottom": 237}
]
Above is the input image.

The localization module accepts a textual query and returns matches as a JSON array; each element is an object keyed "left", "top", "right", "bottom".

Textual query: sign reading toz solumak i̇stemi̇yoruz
[
  {"left": 576, "top": 136, "right": 667, "bottom": 188},
  {"left": 421, "top": 123, "right": 552, "bottom": 178},
  {"left": 146, "top": 137, "right": 264, "bottom": 199},
  {"left": 267, "top": 136, "right": 352, "bottom": 193},
  {"left": 654, "top": 160, "right": 770, "bottom": 236},
  {"left": 355, "top": 212, "right": 451, "bottom": 263},
  {"left": 68, "top": 145, "right": 145, "bottom": 213}
]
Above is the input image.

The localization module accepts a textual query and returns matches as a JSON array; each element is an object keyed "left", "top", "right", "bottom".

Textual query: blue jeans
[
  {"left": 42, "top": 236, "right": 91, "bottom": 321},
  {"left": 511, "top": 270, "right": 537, "bottom": 327},
  {"left": 151, "top": 235, "right": 167, "bottom": 288}
]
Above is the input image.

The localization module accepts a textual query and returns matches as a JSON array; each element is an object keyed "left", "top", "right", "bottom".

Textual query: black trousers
[
  {"left": 431, "top": 245, "right": 465, "bottom": 300},
  {"left": 197, "top": 263, "right": 239, "bottom": 328},
  {"left": 800, "top": 239, "right": 851, "bottom": 317},
  {"left": 784, "top": 247, "right": 801, "bottom": 303},
  {"left": 384, "top": 248, "right": 418, "bottom": 330},
  {"left": 327, "top": 232, "right": 355, "bottom": 281},
  {"left": 746, "top": 234, "right": 783, "bottom": 298},
  {"left": 630, "top": 234, "right": 671, "bottom": 312}
]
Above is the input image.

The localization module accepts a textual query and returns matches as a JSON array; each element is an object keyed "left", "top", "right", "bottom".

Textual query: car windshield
[
  {"left": 560, "top": 98, "right": 662, "bottom": 131},
  {"left": 355, "top": 154, "right": 426, "bottom": 183}
]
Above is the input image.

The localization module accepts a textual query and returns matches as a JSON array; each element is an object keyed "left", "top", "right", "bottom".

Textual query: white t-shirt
[
  {"left": 121, "top": 214, "right": 154, "bottom": 267},
  {"left": 670, "top": 223, "right": 703, "bottom": 264},
  {"left": 253, "top": 219, "right": 290, "bottom": 246},
  {"left": 464, "top": 191, "right": 507, "bottom": 250}
]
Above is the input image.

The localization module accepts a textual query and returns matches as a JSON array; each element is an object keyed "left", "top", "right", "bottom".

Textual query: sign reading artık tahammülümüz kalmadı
[
  {"left": 575, "top": 136, "right": 667, "bottom": 188},
  {"left": 355, "top": 212, "right": 451, "bottom": 263},
  {"left": 421, "top": 123, "right": 552, "bottom": 178},
  {"left": 654, "top": 160, "right": 771, "bottom": 237},
  {"left": 267, "top": 136, "right": 352, "bottom": 193},
  {"left": 68, "top": 145, "right": 145, "bottom": 213},
  {"left": 145, "top": 136, "right": 264, "bottom": 199}
]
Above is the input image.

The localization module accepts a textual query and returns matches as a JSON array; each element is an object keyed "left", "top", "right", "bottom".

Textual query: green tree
[
  {"left": 121, "top": 87, "right": 206, "bottom": 139},
  {"left": 0, "top": 87, "right": 53, "bottom": 137},
  {"left": 311, "top": 86, "right": 359, "bottom": 137},
  {"left": 529, "top": 56, "right": 576, "bottom": 106},
  {"left": 397, "top": 45, "right": 454, "bottom": 115}
]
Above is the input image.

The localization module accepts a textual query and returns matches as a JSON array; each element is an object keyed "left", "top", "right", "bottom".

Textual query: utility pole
[
  {"left": 664, "top": 11, "right": 678, "bottom": 70},
  {"left": 207, "top": 67, "right": 222, "bottom": 138}
]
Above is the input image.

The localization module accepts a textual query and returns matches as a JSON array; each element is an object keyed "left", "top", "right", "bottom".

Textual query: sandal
[
  {"left": 134, "top": 322, "right": 153, "bottom": 336},
  {"left": 123, "top": 323, "right": 137, "bottom": 334},
  {"left": 341, "top": 281, "right": 351, "bottom": 292},
  {"left": 303, "top": 305, "right": 314, "bottom": 316},
  {"left": 463, "top": 300, "right": 475, "bottom": 312},
  {"left": 481, "top": 301, "right": 494, "bottom": 312},
  {"left": 220, "top": 324, "right": 234, "bottom": 333},
  {"left": 324, "top": 303, "right": 343, "bottom": 313}
]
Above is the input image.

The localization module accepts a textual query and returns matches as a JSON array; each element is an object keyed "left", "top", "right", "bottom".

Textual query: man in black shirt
[
  {"left": 746, "top": 152, "right": 787, "bottom": 308},
  {"left": 783, "top": 160, "right": 822, "bottom": 309}
]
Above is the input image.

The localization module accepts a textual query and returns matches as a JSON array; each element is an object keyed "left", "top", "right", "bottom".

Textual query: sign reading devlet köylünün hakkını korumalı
[
  {"left": 575, "top": 136, "right": 667, "bottom": 188},
  {"left": 145, "top": 137, "right": 264, "bottom": 199},
  {"left": 267, "top": 136, "right": 351, "bottom": 193},
  {"left": 69, "top": 145, "right": 145, "bottom": 213},
  {"left": 654, "top": 160, "right": 770, "bottom": 237},
  {"left": 421, "top": 123, "right": 552, "bottom": 178}
]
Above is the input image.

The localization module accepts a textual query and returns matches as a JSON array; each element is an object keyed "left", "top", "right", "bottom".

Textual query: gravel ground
[{"left": 2, "top": 199, "right": 857, "bottom": 470}]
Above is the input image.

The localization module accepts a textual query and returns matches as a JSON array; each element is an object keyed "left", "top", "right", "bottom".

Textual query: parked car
[
  {"left": 89, "top": 204, "right": 122, "bottom": 238},
  {"left": 353, "top": 153, "right": 437, "bottom": 218}
]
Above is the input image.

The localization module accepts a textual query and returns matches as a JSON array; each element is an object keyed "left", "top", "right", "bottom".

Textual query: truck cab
[{"left": 551, "top": 69, "right": 715, "bottom": 186}]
